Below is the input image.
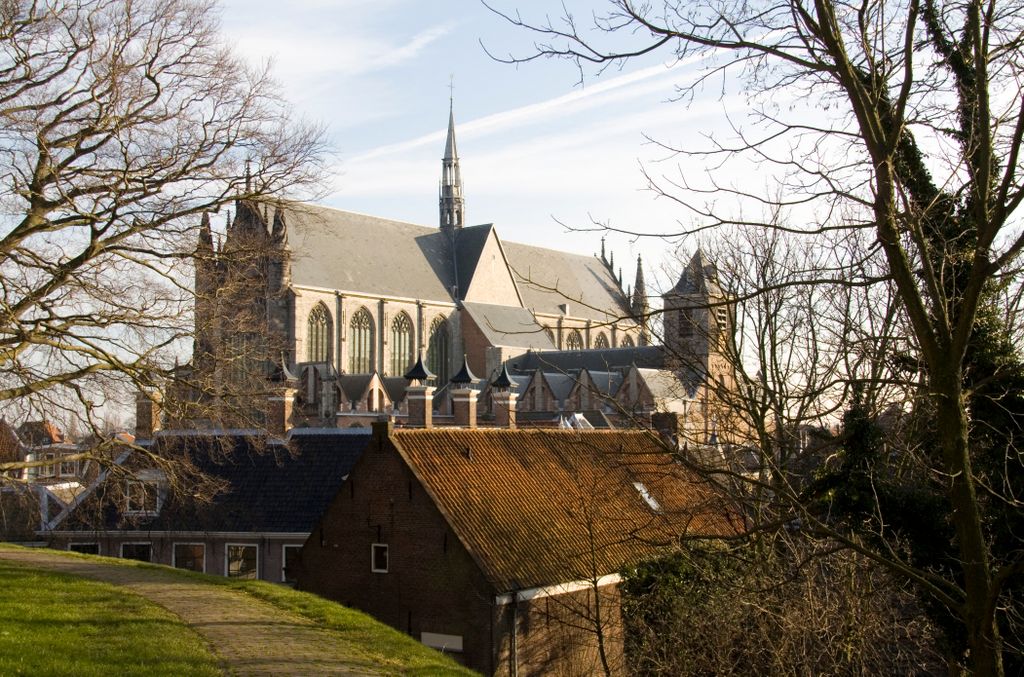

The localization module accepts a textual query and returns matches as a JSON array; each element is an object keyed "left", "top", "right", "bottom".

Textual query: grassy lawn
[
  {"left": 0, "top": 544, "right": 478, "bottom": 676},
  {"left": 0, "top": 559, "right": 220, "bottom": 677}
]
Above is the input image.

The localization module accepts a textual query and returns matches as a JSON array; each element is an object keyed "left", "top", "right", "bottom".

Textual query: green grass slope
[
  {"left": 0, "top": 544, "right": 479, "bottom": 676},
  {"left": 0, "top": 560, "right": 220, "bottom": 677}
]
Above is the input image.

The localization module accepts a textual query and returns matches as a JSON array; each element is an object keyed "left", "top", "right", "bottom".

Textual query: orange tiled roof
[{"left": 390, "top": 428, "right": 743, "bottom": 592}]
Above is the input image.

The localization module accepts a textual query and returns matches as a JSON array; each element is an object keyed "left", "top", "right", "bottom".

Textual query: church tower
[
  {"left": 439, "top": 101, "right": 465, "bottom": 234},
  {"left": 661, "top": 250, "right": 733, "bottom": 378}
]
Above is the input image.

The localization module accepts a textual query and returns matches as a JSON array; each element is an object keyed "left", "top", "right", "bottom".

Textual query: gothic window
[
  {"left": 594, "top": 333, "right": 609, "bottom": 349},
  {"left": 427, "top": 317, "right": 450, "bottom": 385},
  {"left": 307, "top": 303, "right": 332, "bottom": 363},
  {"left": 389, "top": 313, "right": 414, "bottom": 376},
  {"left": 566, "top": 330, "right": 584, "bottom": 351},
  {"left": 349, "top": 308, "right": 375, "bottom": 373},
  {"left": 620, "top": 334, "right": 635, "bottom": 348}
]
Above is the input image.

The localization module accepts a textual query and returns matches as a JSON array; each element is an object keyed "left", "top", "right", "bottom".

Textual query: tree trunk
[{"left": 933, "top": 368, "right": 1004, "bottom": 676}]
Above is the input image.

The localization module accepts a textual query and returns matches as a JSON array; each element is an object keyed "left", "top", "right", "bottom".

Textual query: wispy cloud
[{"left": 347, "top": 59, "right": 696, "bottom": 163}]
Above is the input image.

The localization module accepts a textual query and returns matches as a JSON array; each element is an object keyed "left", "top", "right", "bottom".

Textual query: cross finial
[{"left": 448, "top": 74, "right": 455, "bottom": 104}]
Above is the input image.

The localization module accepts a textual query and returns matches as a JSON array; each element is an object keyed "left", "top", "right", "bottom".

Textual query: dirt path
[{"left": 0, "top": 547, "right": 383, "bottom": 676}]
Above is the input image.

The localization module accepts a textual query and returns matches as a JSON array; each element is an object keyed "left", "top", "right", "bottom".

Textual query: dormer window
[{"left": 125, "top": 480, "right": 160, "bottom": 515}]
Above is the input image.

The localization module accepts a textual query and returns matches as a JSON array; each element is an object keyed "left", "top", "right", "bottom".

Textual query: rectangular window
[
  {"left": 173, "top": 543, "right": 206, "bottom": 573},
  {"left": 41, "top": 453, "right": 56, "bottom": 477},
  {"left": 59, "top": 458, "right": 77, "bottom": 477},
  {"left": 226, "top": 544, "right": 258, "bottom": 579},
  {"left": 282, "top": 545, "right": 302, "bottom": 584},
  {"left": 125, "top": 480, "right": 159, "bottom": 515},
  {"left": 421, "top": 632, "right": 464, "bottom": 653},
  {"left": 371, "top": 543, "right": 389, "bottom": 573},
  {"left": 121, "top": 542, "right": 152, "bottom": 562},
  {"left": 68, "top": 543, "right": 99, "bottom": 555}
]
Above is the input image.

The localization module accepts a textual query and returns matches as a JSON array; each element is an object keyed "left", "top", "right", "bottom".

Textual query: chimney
[
  {"left": 134, "top": 391, "right": 162, "bottom": 441},
  {"left": 404, "top": 354, "right": 436, "bottom": 428},
  {"left": 450, "top": 355, "right": 479, "bottom": 429},
  {"left": 452, "top": 388, "right": 478, "bottom": 428},
  {"left": 267, "top": 386, "right": 296, "bottom": 437},
  {"left": 490, "top": 363, "right": 518, "bottom": 429}
]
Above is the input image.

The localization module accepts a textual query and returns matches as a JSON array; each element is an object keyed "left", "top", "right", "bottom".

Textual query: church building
[{"left": 178, "top": 106, "right": 652, "bottom": 430}]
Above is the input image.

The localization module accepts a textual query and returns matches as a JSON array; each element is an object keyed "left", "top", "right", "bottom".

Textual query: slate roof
[
  {"left": 389, "top": 428, "right": 742, "bottom": 591},
  {"left": 454, "top": 225, "right": 494, "bottom": 299},
  {"left": 58, "top": 431, "right": 370, "bottom": 533},
  {"left": 636, "top": 367, "right": 702, "bottom": 400},
  {"left": 671, "top": 249, "right": 723, "bottom": 296},
  {"left": 284, "top": 204, "right": 456, "bottom": 301},
  {"left": 510, "top": 346, "right": 666, "bottom": 373},
  {"left": 583, "top": 370, "right": 624, "bottom": 397},
  {"left": 503, "top": 242, "right": 631, "bottom": 321},
  {"left": 462, "top": 302, "right": 556, "bottom": 350}
]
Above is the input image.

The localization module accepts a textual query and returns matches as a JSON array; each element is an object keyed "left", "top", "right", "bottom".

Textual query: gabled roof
[
  {"left": 579, "top": 370, "right": 624, "bottom": 397},
  {"left": 502, "top": 242, "right": 631, "bottom": 321},
  {"left": 283, "top": 204, "right": 456, "bottom": 302},
  {"left": 636, "top": 367, "right": 702, "bottom": 401},
  {"left": 58, "top": 432, "right": 370, "bottom": 534},
  {"left": 17, "top": 421, "right": 64, "bottom": 446},
  {"left": 462, "top": 302, "right": 556, "bottom": 350},
  {"left": 543, "top": 372, "right": 576, "bottom": 402},
  {"left": 388, "top": 428, "right": 741, "bottom": 591},
  {"left": 338, "top": 373, "right": 377, "bottom": 403},
  {"left": 671, "top": 249, "right": 723, "bottom": 297}
]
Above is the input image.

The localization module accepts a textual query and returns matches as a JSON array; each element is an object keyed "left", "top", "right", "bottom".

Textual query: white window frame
[
  {"left": 124, "top": 479, "right": 161, "bottom": 516},
  {"left": 67, "top": 542, "right": 99, "bottom": 555},
  {"left": 225, "top": 543, "right": 259, "bottom": 579},
  {"left": 59, "top": 458, "right": 77, "bottom": 477},
  {"left": 282, "top": 544, "right": 302, "bottom": 583},
  {"left": 172, "top": 542, "right": 206, "bottom": 573},
  {"left": 120, "top": 541, "right": 153, "bottom": 562},
  {"left": 371, "top": 543, "right": 389, "bottom": 573}
]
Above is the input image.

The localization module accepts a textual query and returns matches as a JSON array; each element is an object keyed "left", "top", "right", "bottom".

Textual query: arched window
[
  {"left": 427, "top": 317, "right": 450, "bottom": 385},
  {"left": 566, "top": 330, "right": 584, "bottom": 351},
  {"left": 620, "top": 334, "right": 635, "bottom": 348},
  {"left": 389, "top": 313, "right": 414, "bottom": 376},
  {"left": 348, "top": 308, "right": 374, "bottom": 373},
  {"left": 594, "top": 333, "right": 609, "bottom": 349},
  {"left": 307, "top": 303, "right": 332, "bottom": 363}
]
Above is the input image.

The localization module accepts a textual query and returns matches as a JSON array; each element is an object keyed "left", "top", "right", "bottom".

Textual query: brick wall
[{"left": 297, "top": 428, "right": 499, "bottom": 673}]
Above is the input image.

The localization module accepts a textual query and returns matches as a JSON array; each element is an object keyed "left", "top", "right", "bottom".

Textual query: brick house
[
  {"left": 297, "top": 421, "right": 741, "bottom": 675},
  {"left": 46, "top": 429, "right": 369, "bottom": 583}
]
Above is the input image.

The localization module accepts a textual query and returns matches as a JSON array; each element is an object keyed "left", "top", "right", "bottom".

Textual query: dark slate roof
[
  {"left": 510, "top": 346, "right": 665, "bottom": 373},
  {"left": 582, "top": 370, "right": 623, "bottom": 397},
  {"left": 543, "top": 373, "right": 576, "bottom": 402},
  {"left": 450, "top": 356, "right": 478, "bottom": 385},
  {"left": 339, "top": 373, "right": 375, "bottom": 402},
  {"left": 381, "top": 377, "right": 410, "bottom": 404},
  {"left": 503, "top": 241, "right": 631, "bottom": 321},
  {"left": 491, "top": 364, "right": 515, "bottom": 389},
  {"left": 390, "top": 428, "right": 743, "bottom": 591},
  {"left": 403, "top": 355, "right": 434, "bottom": 382},
  {"left": 462, "top": 302, "right": 556, "bottom": 350},
  {"left": 61, "top": 432, "right": 370, "bottom": 533},
  {"left": 284, "top": 204, "right": 456, "bottom": 301},
  {"left": 454, "top": 225, "right": 494, "bottom": 299},
  {"left": 671, "top": 249, "right": 723, "bottom": 296}
]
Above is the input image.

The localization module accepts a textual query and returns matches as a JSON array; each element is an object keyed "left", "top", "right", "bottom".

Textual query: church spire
[
  {"left": 631, "top": 254, "right": 651, "bottom": 345},
  {"left": 439, "top": 97, "right": 465, "bottom": 234}
]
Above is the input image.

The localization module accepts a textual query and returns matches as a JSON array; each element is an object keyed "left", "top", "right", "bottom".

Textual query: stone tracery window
[
  {"left": 566, "top": 329, "right": 584, "bottom": 351},
  {"left": 307, "top": 303, "right": 332, "bottom": 363},
  {"left": 349, "top": 308, "right": 374, "bottom": 373},
  {"left": 427, "top": 317, "right": 450, "bottom": 385},
  {"left": 389, "top": 313, "right": 414, "bottom": 376},
  {"left": 620, "top": 334, "right": 635, "bottom": 348},
  {"left": 594, "top": 332, "right": 609, "bottom": 349}
]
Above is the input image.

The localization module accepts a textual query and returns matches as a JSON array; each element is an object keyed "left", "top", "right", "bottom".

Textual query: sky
[{"left": 218, "top": 0, "right": 759, "bottom": 296}]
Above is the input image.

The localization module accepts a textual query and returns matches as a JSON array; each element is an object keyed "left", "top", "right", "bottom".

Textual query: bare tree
[
  {"left": 487, "top": 0, "right": 1024, "bottom": 672},
  {"left": 0, "top": 1, "right": 326, "bottom": 479}
]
